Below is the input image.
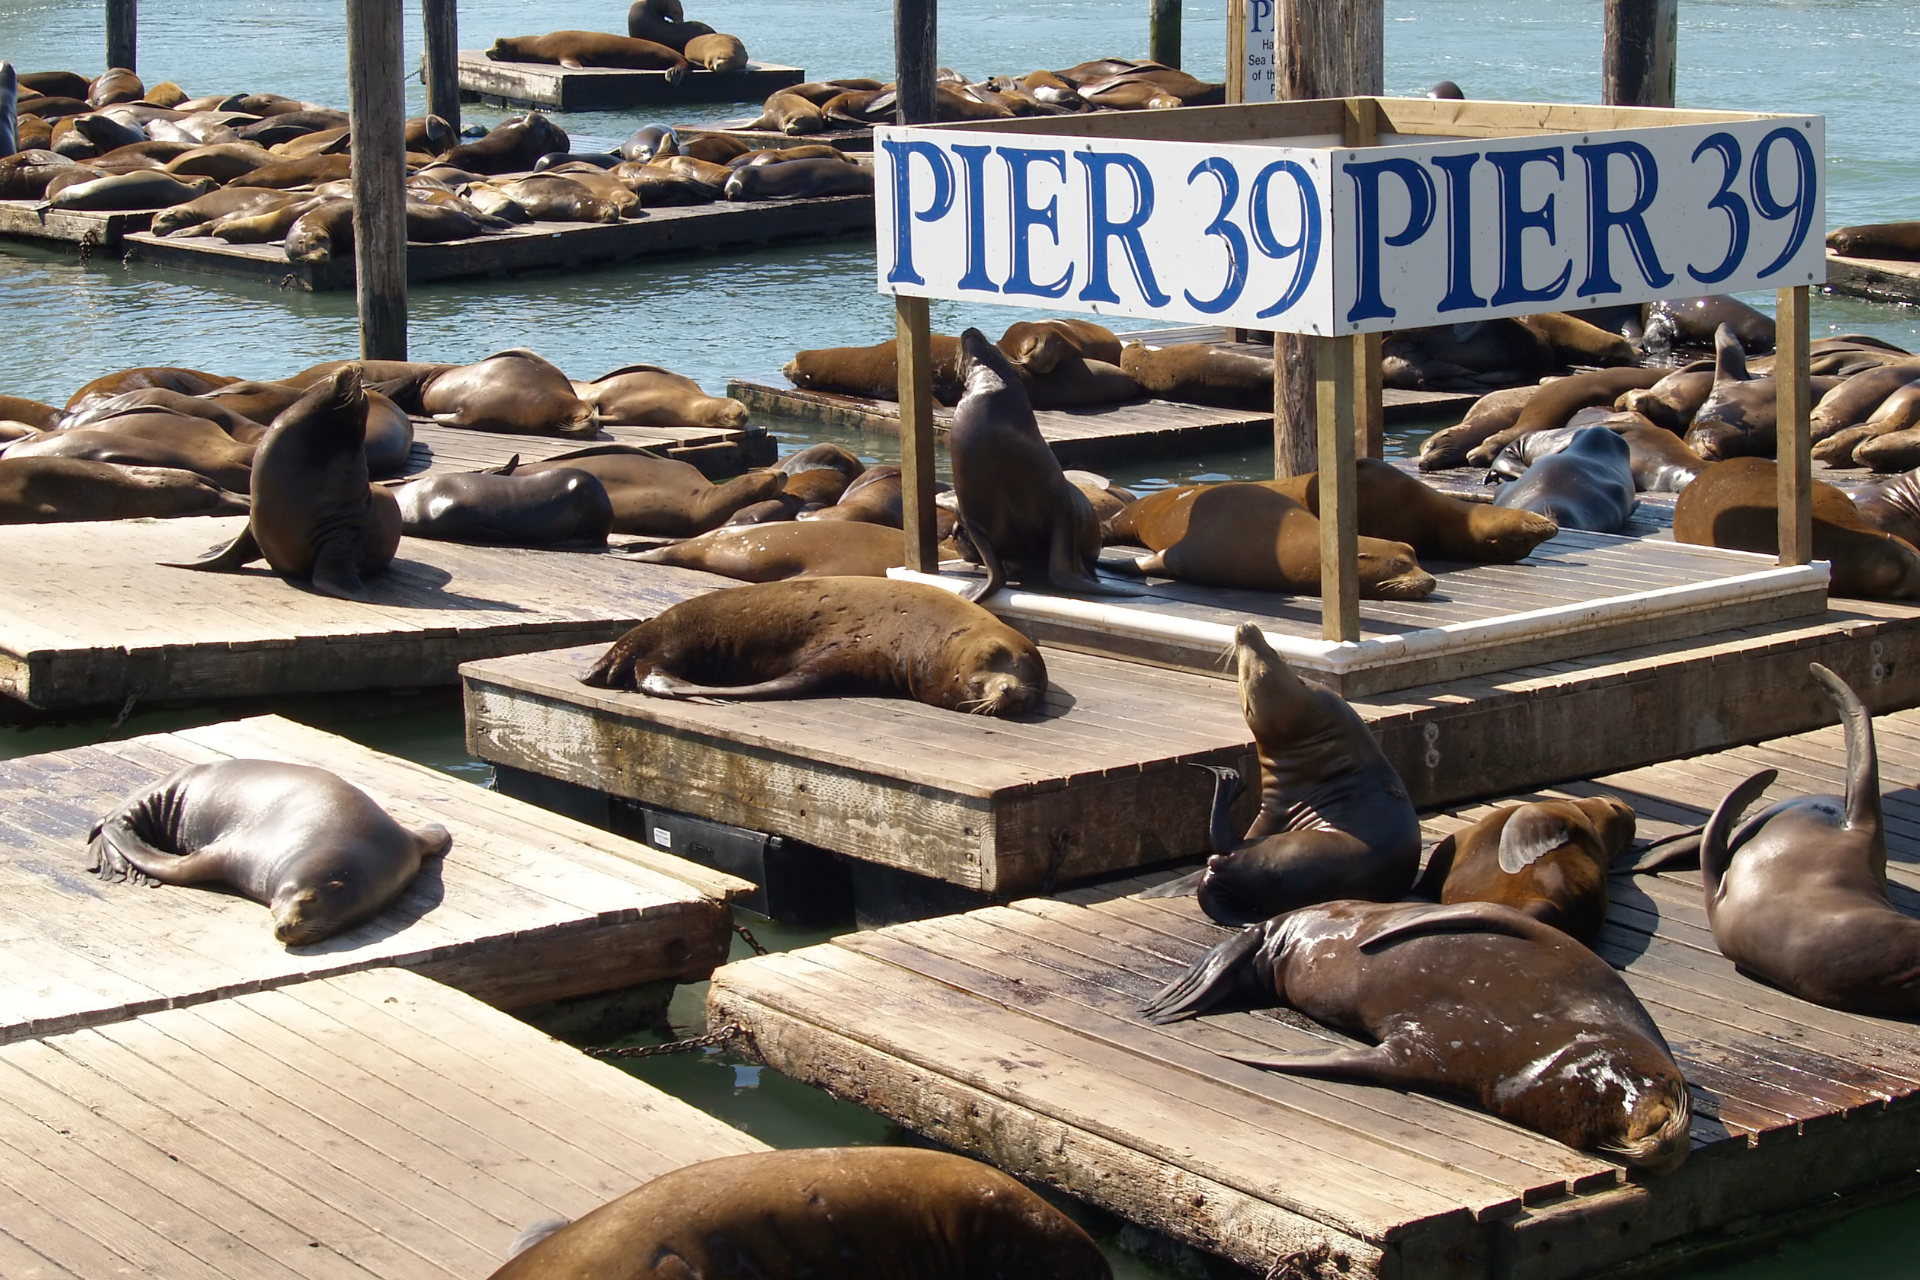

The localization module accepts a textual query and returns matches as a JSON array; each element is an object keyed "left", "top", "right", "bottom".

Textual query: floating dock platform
[
  {"left": 708, "top": 701, "right": 1920, "bottom": 1278},
  {"left": 458, "top": 49, "right": 805, "bottom": 110},
  {"left": 120, "top": 195, "right": 873, "bottom": 291},
  {"left": 0, "top": 517, "right": 733, "bottom": 711},
  {"left": 0, "top": 200, "right": 150, "bottom": 250},
  {"left": 699, "top": 121, "right": 873, "bottom": 153},
  {"left": 400, "top": 419, "right": 775, "bottom": 481},
  {"left": 1, "top": 965, "right": 766, "bottom": 1280},
  {"left": 0, "top": 713, "right": 747, "bottom": 1043},
  {"left": 1825, "top": 252, "right": 1920, "bottom": 306}
]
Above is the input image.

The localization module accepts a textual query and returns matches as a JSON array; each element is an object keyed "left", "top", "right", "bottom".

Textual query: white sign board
[
  {"left": 874, "top": 114, "right": 1826, "bottom": 336},
  {"left": 1240, "top": 0, "right": 1276, "bottom": 104}
]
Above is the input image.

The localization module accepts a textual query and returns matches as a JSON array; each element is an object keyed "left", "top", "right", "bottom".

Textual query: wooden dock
[
  {"left": 0, "top": 200, "right": 151, "bottom": 250},
  {"left": 1, "top": 964, "right": 766, "bottom": 1280},
  {"left": 399, "top": 419, "right": 775, "bottom": 481},
  {"left": 0, "top": 517, "right": 735, "bottom": 711},
  {"left": 1825, "top": 252, "right": 1920, "bottom": 306},
  {"left": 458, "top": 49, "right": 804, "bottom": 110},
  {"left": 698, "top": 122, "right": 873, "bottom": 153},
  {"left": 0, "top": 713, "right": 747, "bottom": 1044},
  {"left": 707, "top": 701, "right": 1920, "bottom": 1278},
  {"left": 118, "top": 195, "right": 872, "bottom": 291}
]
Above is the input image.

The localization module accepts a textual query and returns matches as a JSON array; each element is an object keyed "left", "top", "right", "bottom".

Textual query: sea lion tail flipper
[
  {"left": 1138, "top": 869, "right": 1204, "bottom": 899},
  {"left": 959, "top": 514, "right": 1006, "bottom": 603},
  {"left": 1138, "top": 925, "right": 1264, "bottom": 1024},
  {"left": 1714, "top": 323, "right": 1750, "bottom": 382},
  {"left": 1615, "top": 828, "right": 1703, "bottom": 875},
  {"left": 1700, "top": 769, "right": 1778, "bottom": 905},
  {"left": 640, "top": 667, "right": 826, "bottom": 700},
  {"left": 508, "top": 1217, "right": 572, "bottom": 1259},
  {"left": 308, "top": 543, "right": 370, "bottom": 602},
  {"left": 1357, "top": 901, "right": 1562, "bottom": 952},
  {"left": 90, "top": 815, "right": 216, "bottom": 888},
  {"left": 1497, "top": 804, "right": 1574, "bottom": 874},
  {"left": 162, "top": 527, "right": 262, "bottom": 572},
  {"left": 413, "top": 824, "right": 453, "bottom": 859},
  {"left": 1410, "top": 834, "right": 1458, "bottom": 901},
  {"left": 1225, "top": 1043, "right": 1417, "bottom": 1087},
  {"left": 1809, "top": 663, "right": 1882, "bottom": 837}
]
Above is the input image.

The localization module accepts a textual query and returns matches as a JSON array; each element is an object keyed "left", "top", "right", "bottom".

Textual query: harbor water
[{"left": 4, "top": 1, "right": 1920, "bottom": 1274}]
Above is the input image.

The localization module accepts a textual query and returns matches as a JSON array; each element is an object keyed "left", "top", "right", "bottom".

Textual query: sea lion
[
  {"left": 1809, "top": 363, "right": 1920, "bottom": 443},
  {"left": 60, "top": 388, "right": 266, "bottom": 440},
  {"left": 236, "top": 108, "right": 350, "bottom": 144},
  {"left": 628, "top": 520, "right": 905, "bottom": 581},
  {"left": 1466, "top": 367, "right": 1667, "bottom": 466},
  {"left": 1823, "top": 384, "right": 1920, "bottom": 469},
  {"left": 583, "top": 576, "right": 1048, "bottom": 716},
  {"left": 405, "top": 114, "right": 455, "bottom": 156},
  {"left": 419, "top": 350, "right": 596, "bottom": 437},
  {"left": 1852, "top": 469, "right": 1920, "bottom": 546},
  {"left": 626, "top": 0, "right": 716, "bottom": 50},
  {"left": 685, "top": 33, "right": 749, "bottom": 73},
  {"left": 0, "top": 150, "right": 76, "bottom": 200},
  {"left": 948, "top": 328, "right": 1133, "bottom": 601},
  {"left": 779, "top": 442, "right": 864, "bottom": 482},
  {"left": 1827, "top": 223, "right": 1920, "bottom": 262},
  {"left": 524, "top": 164, "right": 642, "bottom": 216},
  {"left": 86, "top": 67, "right": 144, "bottom": 108},
  {"left": 574, "top": 364, "right": 748, "bottom": 429},
  {"left": 723, "top": 156, "right": 873, "bottom": 201},
  {"left": 1697, "top": 664, "right": 1920, "bottom": 1014},
  {"left": 441, "top": 113, "right": 570, "bottom": 176},
  {"left": 743, "top": 92, "right": 829, "bottom": 136},
  {"left": 65, "top": 366, "right": 235, "bottom": 411},
  {"left": 90, "top": 759, "right": 451, "bottom": 946},
  {"left": 167, "top": 367, "right": 403, "bottom": 601},
  {"left": 1119, "top": 342, "right": 1271, "bottom": 410},
  {"left": 1416, "top": 385, "right": 1543, "bottom": 472},
  {"left": 785, "top": 335, "right": 965, "bottom": 404},
  {"left": 1140, "top": 898, "right": 1692, "bottom": 1171},
  {"left": 1413, "top": 795, "right": 1637, "bottom": 945},
  {"left": 487, "top": 1148, "right": 1110, "bottom": 1280},
  {"left": 516, "top": 447, "right": 785, "bottom": 535},
  {"left": 1384, "top": 320, "right": 1555, "bottom": 392},
  {"left": 679, "top": 132, "right": 754, "bottom": 164},
  {"left": 485, "top": 173, "right": 624, "bottom": 223},
  {"left": 618, "top": 123, "right": 680, "bottom": 163},
  {"left": 1855, "top": 425, "right": 1920, "bottom": 474},
  {"left": 151, "top": 187, "right": 306, "bottom": 237},
  {"left": 18, "top": 70, "right": 91, "bottom": 101},
  {"left": 1143, "top": 623, "right": 1421, "bottom": 924},
  {"left": 999, "top": 319, "right": 1122, "bottom": 374},
  {"left": 1267, "top": 458, "right": 1558, "bottom": 563},
  {"left": 1492, "top": 426, "right": 1638, "bottom": 534},
  {"left": 395, "top": 466, "right": 612, "bottom": 547},
  {"left": 1617, "top": 364, "right": 1713, "bottom": 434},
  {"left": 161, "top": 141, "right": 278, "bottom": 182},
  {"left": 612, "top": 162, "right": 717, "bottom": 206},
  {"left": 1647, "top": 294, "right": 1775, "bottom": 353},
  {"left": 1674, "top": 457, "right": 1920, "bottom": 599},
  {"left": 1115, "top": 484, "right": 1436, "bottom": 599},
  {"left": 0, "top": 395, "right": 60, "bottom": 432},
  {"left": 0, "top": 457, "right": 249, "bottom": 523},
  {"left": 798, "top": 464, "right": 908, "bottom": 525},
  {"left": 1683, "top": 324, "right": 1787, "bottom": 461},
  {"left": 488, "top": 32, "right": 688, "bottom": 82},
  {"left": 1517, "top": 312, "right": 1637, "bottom": 367},
  {"left": 223, "top": 152, "right": 352, "bottom": 190},
  {"left": 48, "top": 170, "right": 215, "bottom": 210},
  {"left": 3, "top": 422, "right": 253, "bottom": 492}
]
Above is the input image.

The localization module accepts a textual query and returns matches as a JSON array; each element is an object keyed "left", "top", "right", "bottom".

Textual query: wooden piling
[
  {"left": 1602, "top": 0, "right": 1678, "bottom": 108},
  {"left": 1776, "top": 284, "right": 1812, "bottom": 567},
  {"left": 1315, "top": 334, "right": 1361, "bottom": 642},
  {"left": 105, "top": 0, "right": 137, "bottom": 75},
  {"left": 894, "top": 0, "right": 937, "bottom": 126},
  {"left": 1149, "top": 0, "right": 1182, "bottom": 70},
  {"left": 421, "top": 0, "right": 461, "bottom": 135},
  {"left": 895, "top": 0, "right": 938, "bottom": 571},
  {"left": 0, "top": 65, "right": 17, "bottom": 160},
  {"left": 346, "top": 0, "right": 409, "bottom": 360}
]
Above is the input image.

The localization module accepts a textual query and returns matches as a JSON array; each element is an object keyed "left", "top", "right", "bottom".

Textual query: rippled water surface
[{"left": 4, "top": 3, "right": 1920, "bottom": 1275}]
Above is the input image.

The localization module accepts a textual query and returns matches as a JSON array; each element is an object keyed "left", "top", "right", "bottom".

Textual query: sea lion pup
[
  {"left": 627, "top": 520, "right": 905, "bottom": 580},
  {"left": 1140, "top": 898, "right": 1692, "bottom": 1171},
  {"left": 166, "top": 366, "right": 403, "bottom": 601},
  {"left": 394, "top": 465, "right": 613, "bottom": 547},
  {"left": 0, "top": 458, "right": 249, "bottom": 523},
  {"left": 1674, "top": 458, "right": 1920, "bottom": 600},
  {"left": 488, "top": 1148, "right": 1111, "bottom": 1280},
  {"left": 1696, "top": 664, "right": 1920, "bottom": 1015},
  {"left": 1413, "top": 795, "right": 1637, "bottom": 945},
  {"left": 575, "top": 364, "right": 749, "bottom": 429},
  {"left": 90, "top": 760, "right": 452, "bottom": 947},
  {"left": 1416, "top": 384, "right": 1542, "bottom": 472},
  {"left": 516, "top": 446, "right": 785, "bottom": 535},
  {"left": 1267, "top": 458, "right": 1557, "bottom": 563},
  {"left": 1142, "top": 624, "right": 1420, "bottom": 924},
  {"left": 419, "top": 349, "right": 597, "bottom": 438},
  {"left": 582, "top": 577, "right": 1048, "bottom": 717},
  {"left": 1113, "top": 483, "right": 1435, "bottom": 600},
  {"left": 1827, "top": 222, "right": 1920, "bottom": 262},
  {"left": 949, "top": 327, "right": 1135, "bottom": 601}
]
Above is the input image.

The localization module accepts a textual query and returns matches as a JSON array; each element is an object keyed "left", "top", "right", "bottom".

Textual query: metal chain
[
  {"left": 76, "top": 230, "right": 97, "bottom": 267},
  {"left": 732, "top": 921, "right": 770, "bottom": 956},
  {"left": 584, "top": 1021, "right": 747, "bottom": 1061}
]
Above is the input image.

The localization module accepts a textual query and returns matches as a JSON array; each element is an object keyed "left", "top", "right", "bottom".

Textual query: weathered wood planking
[
  {"left": 0, "top": 517, "right": 734, "bottom": 710},
  {"left": 398, "top": 419, "right": 775, "bottom": 481},
  {"left": 457, "top": 49, "right": 804, "bottom": 109},
  {"left": 0, "top": 965, "right": 767, "bottom": 1280},
  {"left": 709, "top": 705, "right": 1920, "bottom": 1277},
  {"left": 697, "top": 122, "right": 873, "bottom": 153},
  {"left": 464, "top": 596, "right": 1920, "bottom": 889},
  {"left": 0, "top": 714, "right": 748, "bottom": 1044},
  {"left": 1824, "top": 253, "right": 1920, "bottom": 306},
  {"left": 0, "top": 200, "right": 152, "bottom": 248},
  {"left": 119, "top": 195, "right": 872, "bottom": 291}
]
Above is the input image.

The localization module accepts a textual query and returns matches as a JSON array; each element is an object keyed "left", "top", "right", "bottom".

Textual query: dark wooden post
[
  {"left": 1775, "top": 285, "right": 1811, "bottom": 567},
  {"left": 106, "top": 0, "right": 138, "bottom": 74},
  {"left": 421, "top": 0, "right": 461, "bottom": 135},
  {"left": 895, "top": 0, "right": 938, "bottom": 573},
  {"left": 346, "top": 0, "right": 409, "bottom": 360},
  {"left": 1269, "top": 0, "right": 1383, "bottom": 478},
  {"left": 1149, "top": 0, "right": 1181, "bottom": 69},
  {"left": 1602, "top": 0, "right": 1677, "bottom": 107},
  {"left": 0, "top": 65, "right": 17, "bottom": 160}
]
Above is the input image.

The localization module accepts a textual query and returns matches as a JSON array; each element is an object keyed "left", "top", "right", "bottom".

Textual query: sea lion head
[
  {"left": 954, "top": 631, "right": 1048, "bottom": 716},
  {"left": 1362, "top": 539, "right": 1438, "bottom": 600},
  {"left": 270, "top": 871, "right": 367, "bottom": 945},
  {"left": 1230, "top": 622, "right": 1315, "bottom": 742},
  {"left": 958, "top": 326, "right": 1019, "bottom": 398},
  {"left": 1601, "top": 1072, "right": 1693, "bottom": 1174}
]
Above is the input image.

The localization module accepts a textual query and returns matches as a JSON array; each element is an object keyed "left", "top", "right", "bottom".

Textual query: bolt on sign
[{"left": 873, "top": 100, "right": 1824, "bottom": 336}]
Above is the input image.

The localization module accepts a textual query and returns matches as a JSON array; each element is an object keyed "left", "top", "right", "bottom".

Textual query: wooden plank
[
  {"left": 456, "top": 51, "right": 804, "bottom": 110},
  {"left": 0, "top": 201, "right": 150, "bottom": 248},
  {"left": 1824, "top": 253, "right": 1920, "bottom": 306}
]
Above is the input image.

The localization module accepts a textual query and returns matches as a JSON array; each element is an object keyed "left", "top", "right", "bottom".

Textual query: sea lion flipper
[
  {"left": 1138, "top": 925, "right": 1264, "bottom": 1024},
  {"left": 1700, "top": 769, "right": 1778, "bottom": 905},
  {"left": 1497, "top": 805, "right": 1573, "bottom": 874},
  {"left": 412, "top": 824, "right": 453, "bottom": 860},
  {"left": 1615, "top": 829, "right": 1703, "bottom": 875},
  {"left": 508, "top": 1218, "right": 572, "bottom": 1260},
  {"left": 1225, "top": 1044, "right": 1415, "bottom": 1086},
  {"left": 1357, "top": 901, "right": 1561, "bottom": 951},
  {"left": 308, "top": 554, "right": 369, "bottom": 602},
  {"left": 960, "top": 514, "right": 1006, "bottom": 603},
  {"left": 1198, "top": 763, "right": 1243, "bottom": 857},
  {"left": 1138, "top": 869, "right": 1204, "bottom": 899},
  {"left": 163, "top": 527, "right": 262, "bottom": 572},
  {"left": 1809, "top": 663, "right": 1883, "bottom": 838},
  {"left": 1411, "top": 834, "right": 1458, "bottom": 900},
  {"left": 641, "top": 667, "right": 827, "bottom": 700},
  {"left": 1714, "top": 323, "right": 1750, "bottom": 383}
]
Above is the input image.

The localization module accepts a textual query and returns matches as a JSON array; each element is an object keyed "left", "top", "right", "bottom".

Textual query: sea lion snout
[
  {"left": 1614, "top": 1084, "right": 1693, "bottom": 1174},
  {"left": 271, "top": 878, "right": 352, "bottom": 946}
]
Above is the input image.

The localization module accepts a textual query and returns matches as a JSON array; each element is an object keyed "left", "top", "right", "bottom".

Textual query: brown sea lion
[
  {"left": 19, "top": 71, "right": 91, "bottom": 101},
  {"left": 1855, "top": 425, "right": 1920, "bottom": 474},
  {"left": 1492, "top": 426, "right": 1638, "bottom": 534},
  {"left": 488, "top": 1148, "right": 1110, "bottom": 1280},
  {"left": 150, "top": 186, "right": 305, "bottom": 237},
  {"left": 281, "top": 198, "right": 356, "bottom": 261},
  {"left": 1647, "top": 294, "right": 1775, "bottom": 353},
  {"left": 1017, "top": 354, "right": 1141, "bottom": 410},
  {"left": 1673, "top": 457, "right": 1920, "bottom": 599},
  {"left": 87, "top": 67, "right": 144, "bottom": 108},
  {"left": 269, "top": 126, "right": 351, "bottom": 159},
  {"left": 10, "top": 412, "right": 256, "bottom": 488},
  {"left": 1466, "top": 367, "right": 1667, "bottom": 466},
  {"left": 1698, "top": 664, "right": 1920, "bottom": 1014},
  {"left": 1414, "top": 795, "right": 1637, "bottom": 945},
  {"left": 574, "top": 364, "right": 748, "bottom": 429},
  {"left": 1852, "top": 469, "right": 1920, "bottom": 546},
  {"left": 1143, "top": 623, "right": 1421, "bottom": 924},
  {"left": 1520, "top": 310, "right": 1637, "bottom": 366},
  {"left": 628, "top": 520, "right": 905, "bottom": 581},
  {"left": 1267, "top": 458, "right": 1558, "bottom": 563},
  {"left": 1684, "top": 324, "right": 1786, "bottom": 460},
  {"left": 723, "top": 156, "right": 873, "bottom": 200},
  {"left": 1141, "top": 897, "right": 1691, "bottom": 1171},
  {"left": 90, "top": 759, "right": 451, "bottom": 946},
  {"left": 0, "top": 457, "right": 249, "bottom": 523},
  {"left": 583, "top": 576, "right": 1048, "bottom": 716},
  {"left": 743, "top": 92, "right": 829, "bottom": 135},
  {"left": 1822, "top": 384, "right": 1920, "bottom": 468},
  {"left": 616, "top": 162, "right": 718, "bottom": 206},
  {"left": 1809, "top": 362, "right": 1920, "bottom": 443},
  {"left": 441, "top": 113, "right": 569, "bottom": 176},
  {"left": 1416, "top": 385, "right": 1542, "bottom": 472},
  {"left": 0, "top": 395, "right": 61, "bottom": 432},
  {"left": 626, "top": 0, "right": 716, "bottom": 50},
  {"left": 678, "top": 132, "right": 755, "bottom": 164},
  {"left": 166, "top": 367, "right": 403, "bottom": 601},
  {"left": 49, "top": 170, "right": 215, "bottom": 210},
  {"left": 779, "top": 443, "right": 864, "bottom": 482},
  {"left": 65, "top": 366, "right": 235, "bottom": 411},
  {"left": 516, "top": 447, "right": 785, "bottom": 535},
  {"left": 785, "top": 335, "right": 965, "bottom": 404},
  {"left": 488, "top": 32, "right": 688, "bottom": 82},
  {"left": 1826, "top": 223, "right": 1920, "bottom": 262},
  {"left": 487, "top": 173, "right": 624, "bottom": 223},
  {"left": 1117, "top": 484, "right": 1436, "bottom": 600},
  {"left": 684, "top": 33, "right": 749, "bottom": 73},
  {"left": 395, "top": 467, "right": 612, "bottom": 547},
  {"left": 1385, "top": 319, "right": 1556, "bottom": 392},
  {"left": 225, "top": 152, "right": 352, "bottom": 190},
  {"left": 528, "top": 164, "right": 643, "bottom": 215},
  {"left": 0, "top": 150, "right": 75, "bottom": 200},
  {"left": 1617, "top": 363, "right": 1714, "bottom": 433},
  {"left": 161, "top": 141, "right": 278, "bottom": 182},
  {"left": 1119, "top": 342, "right": 1271, "bottom": 409},
  {"left": 999, "top": 319, "right": 1123, "bottom": 374},
  {"left": 796, "top": 464, "right": 913, "bottom": 526},
  {"left": 419, "top": 350, "right": 596, "bottom": 437},
  {"left": 728, "top": 144, "right": 848, "bottom": 169},
  {"left": 60, "top": 388, "right": 266, "bottom": 441}
]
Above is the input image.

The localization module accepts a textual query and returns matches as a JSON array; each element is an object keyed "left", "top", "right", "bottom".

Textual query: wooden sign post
[
  {"left": 345, "top": 0, "right": 409, "bottom": 360},
  {"left": 1776, "top": 285, "right": 1812, "bottom": 566},
  {"left": 421, "top": 0, "right": 461, "bottom": 135}
]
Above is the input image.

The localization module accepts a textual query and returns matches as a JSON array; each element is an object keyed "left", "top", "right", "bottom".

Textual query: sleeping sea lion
[
  {"left": 1416, "top": 385, "right": 1542, "bottom": 472},
  {"left": 999, "top": 318, "right": 1123, "bottom": 374},
  {"left": 626, "top": 0, "right": 716, "bottom": 51},
  {"left": 1467, "top": 367, "right": 1667, "bottom": 467},
  {"left": 575, "top": 365, "right": 749, "bottom": 429},
  {"left": 0, "top": 458, "right": 249, "bottom": 523},
  {"left": 684, "top": 33, "right": 749, "bottom": 73},
  {"left": 420, "top": 349, "right": 596, "bottom": 437},
  {"left": 1267, "top": 458, "right": 1557, "bottom": 563},
  {"left": 515, "top": 447, "right": 784, "bottom": 535},
  {"left": 1850, "top": 469, "right": 1920, "bottom": 546},
  {"left": 1493, "top": 426, "right": 1639, "bottom": 534},
  {"left": 784, "top": 334, "right": 964, "bottom": 404},
  {"left": 1683, "top": 324, "right": 1785, "bottom": 461},
  {"left": 441, "top": 113, "right": 570, "bottom": 176},
  {"left": 487, "top": 32, "right": 688, "bottom": 81},
  {"left": 1119, "top": 342, "right": 1271, "bottom": 409},
  {"left": 626, "top": 520, "right": 906, "bottom": 581},
  {"left": 1413, "top": 795, "right": 1637, "bottom": 945},
  {"left": 395, "top": 466, "right": 613, "bottom": 547}
]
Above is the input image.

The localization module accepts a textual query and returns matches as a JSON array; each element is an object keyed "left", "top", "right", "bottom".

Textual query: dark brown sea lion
[
  {"left": 999, "top": 319, "right": 1122, "bottom": 374},
  {"left": 60, "top": 388, "right": 266, "bottom": 440},
  {"left": 1384, "top": 319, "right": 1555, "bottom": 392},
  {"left": 1493, "top": 426, "right": 1638, "bottom": 534},
  {"left": 785, "top": 335, "right": 965, "bottom": 405},
  {"left": 684, "top": 32, "right": 749, "bottom": 72},
  {"left": 441, "top": 113, "right": 570, "bottom": 176},
  {"left": 1809, "top": 363, "right": 1920, "bottom": 443},
  {"left": 628, "top": 520, "right": 905, "bottom": 581},
  {"left": 280, "top": 197, "right": 355, "bottom": 261},
  {"left": 419, "top": 350, "right": 596, "bottom": 437},
  {"left": 1414, "top": 795, "right": 1637, "bottom": 945},
  {"left": 3, "top": 422, "right": 252, "bottom": 491},
  {"left": 1648, "top": 294, "right": 1775, "bottom": 353},
  {"left": 1466, "top": 367, "right": 1667, "bottom": 466},
  {"left": 1143, "top": 623, "right": 1421, "bottom": 924},
  {"left": 1416, "top": 385, "right": 1542, "bottom": 472},
  {"left": 86, "top": 67, "right": 144, "bottom": 108},
  {"left": 95, "top": 139, "right": 198, "bottom": 166},
  {"left": 678, "top": 132, "right": 754, "bottom": 164},
  {"left": 1849, "top": 469, "right": 1920, "bottom": 546},
  {"left": 743, "top": 91, "right": 829, "bottom": 135},
  {"left": 1140, "top": 897, "right": 1692, "bottom": 1171},
  {"left": 1617, "top": 363, "right": 1713, "bottom": 433},
  {"left": 225, "top": 153, "right": 352, "bottom": 190},
  {"left": 0, "top": 457, "right": 249, "bottom": 523},
  {"left": 614, "top": 162, "right": 718, "bottom": 206},
  {"left": 19, "top": 71, "right": 91, "bottom": 101},
  {"left": 151, "top": 186, "right": 305, "bottom": 237},
  {"left": 1016, "top": 354, "right": 1141, "bottom": 410},
  {"left": 167, "top": 367, "right": 403, "bottom": 601},
  {"left": 236, "top": 108, "right": 350, "bottom": 145},
  {"left": 488, "top": 1148, "right": 1110, "bottom": 1280},
  {"left": 1855, "top": 425, "right": 1920, "bottom": 474},
  {"left": 516, "top": 447, "right": 785, "bottom": 535},
  {"left": 1119, "top": 342, "right": 1271, "bottom": 409},
  {"left": 48, "top": 170, "right": 214, "bottom": 210},
  {"left": 1267, "top": 458, "right": 1557, "bottom": 563},
  {"left": 574, "top": 364, "right": 748, "bottom": 429},
  {"left": 160, "top": 141, "right": 277, "bottom": 182},
  {"left": 626, "top": 0, "right": 716, "bottom": 50},
  {"left": 1684, "top": 324, "right": 1786, "bottom": 461},
  {"left": 89, "top": 759, "right": 451, "bottom": 946},
  {"left": 1698, "top": 664, "right": 1920, "bottom": 1014},
  {"left": 488, "top": 32, "right": 688, "bottom": 82},
  {"left": 395, "top": 467, "right": 612, "bottom": 547},
  {"left": 583, "top": 576, "right": 1048, "bottom": 716},
  {"left": 485, "top": 173, "right": 624, "bottom": 223},
  {"left": 1826, "top": 223, "right": 1920, "bottom": 262},
  {"left": 723, "top": 156, "right": 872, "bottom": 200},
  {"left": 1673, "top": 457, "right": 1920, "bottom": 599},
  {"left": 779, "top": 442, "right": 864, "bottom": 482},
  {"left": 1116, "top": 484, "right": 1436, "bottom": 600},
  {"left": 526, "top": 164, "right": 642, "bottom": 216},
  {"left": 65, "top": 365, "right": 235, "bottom": 411},
  {"left": 0, "top": 395, "right": 60, "bottom": 432},
  {"left": 1822, "top": 384, "right": 1920, "bottom": 468},
  {"left": 797, "top": 464, "right": 907, "bottom": 525},
  {"left": 1520, "top": 311, "right": 1636, "bottom": 366},
  {"left": 68, "top": 110, "right": 146, "bottom": 153},
  {"left": 0, "top": 150, "right": 75, "bottom": 199}
]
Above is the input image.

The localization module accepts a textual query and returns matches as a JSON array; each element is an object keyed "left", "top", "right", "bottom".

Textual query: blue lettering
[
  {"left": 1686, "top": 132, "right": 1749, "bottom": 286},
  {"left": 1573, "top": 139, "right": 1673, "bottom": 296},
  {"left": 1248, "top": 0, "right": 1272, "bottom": 33},
  {"left": 1249, "top": 159, "right": 1322, "bottom": 319},
  {"left": 1750, "top": 125, "right": 1818, "bottom": 279},
  {"left": 1432, "top": 152, "right": 1486, "bottom": 312},
  {"left": 1183, "top": 157, "right": 1248, "bottom": 315},
  {"left": 1488, "top": 146, "right": 1571, "bottom": 308},
  {"left": 882, "top": 139, "right": 953, "bottom": 286},
  {"left": 1075, "top": 151, "right": 1170, "bottom": 307},
  {"left": 951, "top": 144, "right": 998, "bottom": 292},
  {"left": 1344, "top": 156, "right": 1436, "bottom": 324},
  {"left": 998, "top": 146, "right": 1071, "bottom": 298}
]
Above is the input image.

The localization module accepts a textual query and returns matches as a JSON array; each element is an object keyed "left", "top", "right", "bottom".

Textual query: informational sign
[
  {"left": 1240, "top": 0, "right": 1276, "bottom": 104},
  {"left": 874, "top": 114, "right": 1826, "bottom": 336}
]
